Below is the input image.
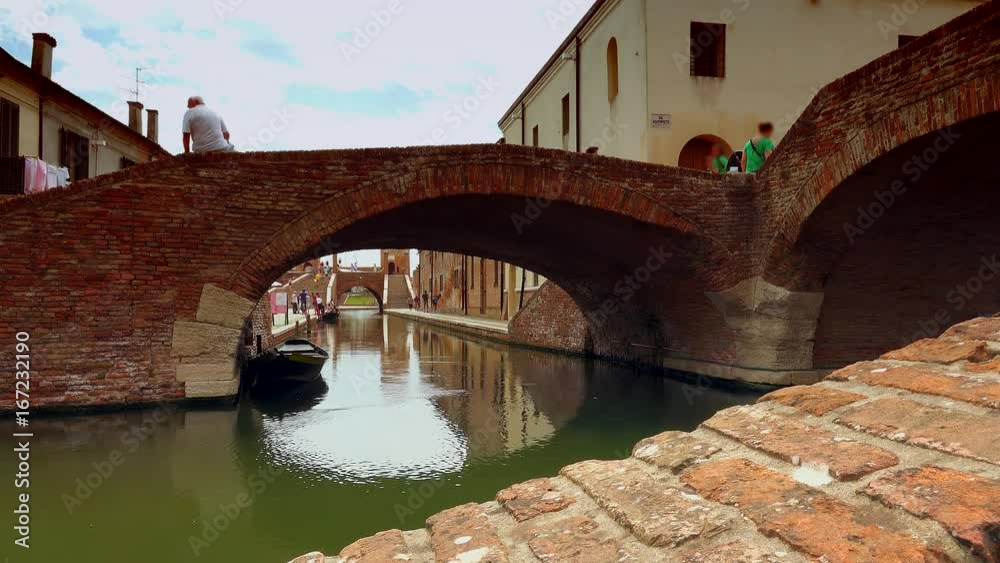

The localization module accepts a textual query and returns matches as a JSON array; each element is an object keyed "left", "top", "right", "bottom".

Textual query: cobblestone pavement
[{"left": 290, "top": 315, "right": 1000, "bottom": 563}]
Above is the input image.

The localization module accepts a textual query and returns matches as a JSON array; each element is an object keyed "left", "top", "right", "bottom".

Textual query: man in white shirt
[{"left": 182, "top": 96, "right": 235, "bottom": 153}]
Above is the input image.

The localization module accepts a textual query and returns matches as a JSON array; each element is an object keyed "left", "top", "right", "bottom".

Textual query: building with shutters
[
  {"left": 0, "top": 33, "right": 169, "bottom": 196},
  {"left": 499, "top": 0, "right": 981, "bottom": 169}
]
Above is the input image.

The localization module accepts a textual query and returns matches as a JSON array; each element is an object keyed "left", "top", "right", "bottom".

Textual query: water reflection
[{"left": 8, "top": 310, "right": 763, "bottom": 562}]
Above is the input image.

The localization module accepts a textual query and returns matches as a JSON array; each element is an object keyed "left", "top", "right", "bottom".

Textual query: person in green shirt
[
  {"left": 742, "top": 122, "right": 776, "bottom": 173},
  {"left": 709, "top": 143, "right": 730, "bottom": 174}
]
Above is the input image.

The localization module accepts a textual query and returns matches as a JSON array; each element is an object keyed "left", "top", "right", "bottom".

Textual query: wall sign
[{"left": 651, "top": 114, "right": 672, "bottom": 129}]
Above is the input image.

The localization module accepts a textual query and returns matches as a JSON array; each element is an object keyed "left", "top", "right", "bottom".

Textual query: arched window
[{"left": 607, "top": 38, "right": 619, "bottom": 101}]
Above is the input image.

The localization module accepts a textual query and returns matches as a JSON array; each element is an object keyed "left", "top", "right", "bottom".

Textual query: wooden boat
[
  {"left": 250, "top": 339, "right": 329, "bottom": 386},
  {"left": 322, "top": 309, "right": 340, "bottom": 322}
]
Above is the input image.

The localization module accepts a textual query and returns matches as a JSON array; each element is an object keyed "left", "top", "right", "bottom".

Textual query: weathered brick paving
[{"left": 291, "top": 315, "right": 1000, "bottom": 562}]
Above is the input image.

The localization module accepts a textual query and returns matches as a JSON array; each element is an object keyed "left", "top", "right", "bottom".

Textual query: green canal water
[{"left": 4, "top": 311, "right": 762, "bottom": 562}]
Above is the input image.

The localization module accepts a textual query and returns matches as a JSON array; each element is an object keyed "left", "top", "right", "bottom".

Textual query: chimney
[
  {"left": 31, "top": 33, "right": 57, "bottom": 79},
  {"left": 146, "top": 109, "right": 159, "bottom": 144},
  {"left": 127, "top": 101, "right": 144, "bottom": 134}
]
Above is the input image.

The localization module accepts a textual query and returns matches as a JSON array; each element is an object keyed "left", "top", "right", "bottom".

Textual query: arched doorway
[
  {"left": 388, "top": 262, "right": 397, "bottom": 274},
  {"left": 678, "top": 135, "right": 732, "bottom": 172}
]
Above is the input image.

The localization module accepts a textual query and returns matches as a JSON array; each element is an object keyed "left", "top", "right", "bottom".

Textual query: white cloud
[{"left": 3, "top": 0, "right": 598, "bottom": 154}]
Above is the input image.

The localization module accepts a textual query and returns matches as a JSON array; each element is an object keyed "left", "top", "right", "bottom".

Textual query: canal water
[{"left": 5, "top": 311, "right": 762, "bottom": 562}]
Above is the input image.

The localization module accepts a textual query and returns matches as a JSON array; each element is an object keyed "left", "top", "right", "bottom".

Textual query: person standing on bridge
[
  {"left": 182, "top": 96, "right": 235, "bottom": 153},
  {"left": 422, "top": 290, "right": 429, "bottom": 311},
  {"left": 709, "top": 143, "right": 729, "bottom": 175},
  {"left": 741, "top": 122, "right": 775, "bottom": 174}
]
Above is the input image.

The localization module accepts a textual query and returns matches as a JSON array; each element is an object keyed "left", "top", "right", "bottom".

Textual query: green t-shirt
[
  {"left": 713, "top": 155, "right": 729, "bottom": 174},
  {"left": 743, "top": 137, "right": 775, "bottom": 173}
]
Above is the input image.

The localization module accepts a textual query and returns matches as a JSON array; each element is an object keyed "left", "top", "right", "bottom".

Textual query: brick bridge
[
  {"left": 331, "top": 268, "right": 385, "bottom": 311},
  {"left": 0, "top": 3, "right": 998, "bottom": 409}
]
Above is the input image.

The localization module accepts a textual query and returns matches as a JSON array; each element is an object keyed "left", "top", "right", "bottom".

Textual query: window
[
  {"left": 494, "top": 261, "right": 499, "bottom": 287},
  {"left": 607, "top": 38, "right": 619, "bottom": 101},
  {"left": 561, "top": 95, "right": 571, "bottom": 137},
  {"left": 0, "top": 98, "right": 19, "bottom": 158},
  {"left": 898, "top": 34, "right": 919, "bottom": 48},
  {"left": 470, "top": 260, "right": 475, "bottom": 290},
  {"left": 453, "top": 270, "right": 460, "bottom": 289},
  {"left": 439, "top": 274, "right": 443, "bottom": 291},
  {"left": 690, "top": 22, "right": 726, "bottom": 78},
  {"left": 59, "top": 128, "right": 90, "bottom": 182},
  {"left": 119, "top": 156, "right": 137, "bottom": 169},
  {"left": 532, "top": 272, "right": 540, "bottom": 286},
  {"left": 532, "top": 125, "right": 539, "bottom": 147}
]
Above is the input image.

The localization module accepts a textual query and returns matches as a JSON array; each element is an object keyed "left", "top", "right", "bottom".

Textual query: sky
[{"left": 1, "top": 0, "right": 597, "bottom": 266}]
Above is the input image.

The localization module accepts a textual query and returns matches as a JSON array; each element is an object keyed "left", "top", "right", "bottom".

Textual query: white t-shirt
[{"left": 182, "top": 105, "right": 232, "bottom": 152}]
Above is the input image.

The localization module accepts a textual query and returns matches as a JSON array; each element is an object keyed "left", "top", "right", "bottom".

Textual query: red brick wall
[
  {"left": 242, "top": 295, "right": 274, "bottom": 360},
  {"left": 509, "top": 282, "right": 590, "bottom": 354}
]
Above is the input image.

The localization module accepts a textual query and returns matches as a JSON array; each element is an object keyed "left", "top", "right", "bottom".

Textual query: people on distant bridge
[
  {"left": 422, "top": 291, "right": 429, "bottom": 311},
  {"left": 182, "top": 96, "right": 235, "bottom": 154},
  {"left": 742, "top": 122, "right": 775, "bottom": 174}
]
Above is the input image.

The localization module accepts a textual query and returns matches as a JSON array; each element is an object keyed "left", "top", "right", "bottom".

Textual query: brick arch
[
  {"left": 223, "top": 152, "right": 734, "bottom": 302},
  {"left": 218, "top": 155, "right": 745, "bottom": 373},
  {"left": 762, "top": 98, "right": 999, "bottom": 291},
  {"left": 336, "top": 285, "right": 384, "bottom": 313},
  {"left": 758, "top": 7, "right": 1000, "bottom": 288}
]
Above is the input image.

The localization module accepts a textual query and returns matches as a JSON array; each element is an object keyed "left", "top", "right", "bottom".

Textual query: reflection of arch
[
  {"left": 678, "top": 134, "right": 731, "bottom": 171},
  {"left": 607, "top": 38, "right": 619, "bottom": 101}
]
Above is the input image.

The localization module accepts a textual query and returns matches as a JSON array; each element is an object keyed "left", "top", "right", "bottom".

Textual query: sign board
[
  {"left": 271, "top": 292, "right": 288, "bottom": 315},
  {"left": 651, "top": 114, "right": 672, "bottom": 129}
]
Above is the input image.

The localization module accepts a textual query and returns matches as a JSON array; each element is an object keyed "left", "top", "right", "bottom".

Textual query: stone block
[
  {"left": 196, "top": 284, "right": 256, "bottom": 330},
  {"left": 171, "top": 321, "right": 242, "bottom": 363},
  {"left": 176, "top": 363, "right": 235, "bottom": 383},
  {"left": 184, "top": 378, "right": 239, "bottom": 399}
]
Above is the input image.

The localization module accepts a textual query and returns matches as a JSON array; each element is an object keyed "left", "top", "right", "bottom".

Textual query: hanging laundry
[
  {"left": 23, "top": 158, "right": 48, "bottom": 194},
  {"left": 47, "top": 163, "right": 69, "bottom": 188}
]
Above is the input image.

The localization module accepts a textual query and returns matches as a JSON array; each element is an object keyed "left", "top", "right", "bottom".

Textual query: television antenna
[{"left": 123, "top": 66, "right": 152, "bottom": 103}]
